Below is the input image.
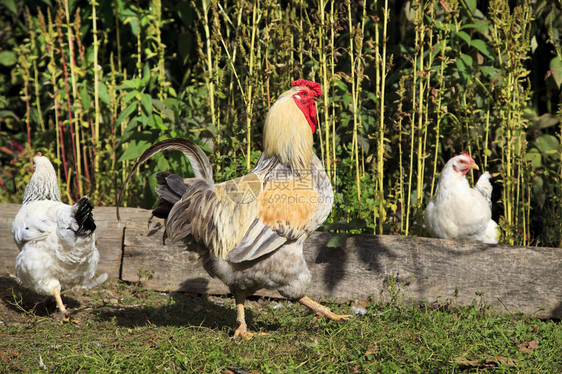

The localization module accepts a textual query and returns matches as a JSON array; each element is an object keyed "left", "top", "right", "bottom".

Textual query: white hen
[
  {"left": 424, "top": 152, "right": 499, "bottom": 244},
  {"left": 11, "top": 153, "right": 100, "bottom": 322}
]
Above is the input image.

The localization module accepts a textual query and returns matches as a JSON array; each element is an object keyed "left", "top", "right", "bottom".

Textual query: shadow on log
[{"left": 1, "top": 203, "right": 560, "bottom": 319}]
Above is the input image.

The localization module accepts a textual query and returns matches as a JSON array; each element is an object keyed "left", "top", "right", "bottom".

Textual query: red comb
[
  {"left": 460, "top": 151, "right": 470, "bottom": 157},
  {"left": 291, "top": 79, "right": 322, "bottom": 97},
  {"left": 37, "top": 152, "right": 42, "bottom": 157}
]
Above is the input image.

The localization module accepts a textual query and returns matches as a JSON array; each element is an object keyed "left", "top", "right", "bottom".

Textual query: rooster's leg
[
  {"left": 298, "top": 296, "right": 351, "bottom": 322},
  {"left": 53, "top": 287, "right": 70, "bottom": 323},
  {"left": 233, "top": 294, "right": 266, "bottom": 340}
]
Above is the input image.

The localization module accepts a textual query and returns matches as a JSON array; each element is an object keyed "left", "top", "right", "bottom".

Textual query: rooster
[
  {"left": 11, "top": 153, "right": 102, "bottom": 322},
  {"left": 424, "top": 152, "right": 499, "bottom": 244},
  {"left": 118, "top": 79, "right": 350, "bottom": 339}
]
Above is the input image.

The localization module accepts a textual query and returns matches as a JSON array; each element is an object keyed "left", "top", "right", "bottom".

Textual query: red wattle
[{"left": 293, "top": 96, "right": 317, "bottom": 133}]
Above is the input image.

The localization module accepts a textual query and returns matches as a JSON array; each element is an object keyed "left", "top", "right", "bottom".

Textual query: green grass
[{"left": 1, "top": 281, "right": 560, "bottom": 373}]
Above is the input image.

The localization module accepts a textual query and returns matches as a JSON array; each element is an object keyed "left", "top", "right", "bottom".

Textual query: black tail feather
[
  {"left": 152, "top": 172, "right": 190, "bottom": 219},
  {"left": 73, "top": 196, "right": 96, "bottom": 236}
]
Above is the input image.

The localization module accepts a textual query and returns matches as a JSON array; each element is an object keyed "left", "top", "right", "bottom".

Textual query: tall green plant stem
[
  {"left": 201, "top": 0, "right": 218, "bottom": 160},
  {"left": 319, "top": 0, "right": 331, "bottom": 180},
  {"left": 404, "top": 15, "right": 420, "bottom": 236},
  {"left": 55, "top": 14, "right": 78, "bottom": 201},
  {"left": 63, "top": 0, "right": 83, "bottom": 197},
  {"left": 26, "top": 8, "right": 46, "bottom": 133},
  {"left": 396, "top": 77, "right": 407, "bottom": 233},
  {"left": 376, "top": 0, "right": 389, "bottom": 234},
  {"left": 330, "top": 0, "right": 337, "bottom": 186},
  {"left": 416, "top": 14, "right": 429, "bottom": 212},
  {"left": 245, "top": 0, "right": 260, "bottom": 171},
  {"left": 92, "top": 0, "right": 101, "bottom": 202},
  {"left": 152, "top": 0, "right": 166, "bottom": 101},
  {"left": 23, "top": 65, "right": 31, "bottom": 145},
  {"left": 42, "top": 8, "right": 67, "bottom": 187},
  {"left": 483, "top": 106, "right": 491, "bottom": 170},
  {"left": 347, "top": 0, "right": 362, "bottom": 215},
  {"left": 430, "top": 40, "right": 448, "bottom": 197}
]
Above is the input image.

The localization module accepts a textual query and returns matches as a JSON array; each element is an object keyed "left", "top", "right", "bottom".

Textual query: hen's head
[
  {"left": 262, "top": 79, "right": 322, "bottom": 170},
  {"left": 33, "top": 152, "right": 54, "bottom": 171},
  {"left": 23, "top": 152, "right": 61, "bottom": 204},
  {"left": 449, "top": 151, "right": 479, "bottom": 175}
]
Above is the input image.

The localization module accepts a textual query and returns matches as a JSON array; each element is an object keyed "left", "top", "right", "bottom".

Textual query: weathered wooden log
[
  {"left": 0, "top": 204, "right": 21, "bottom": 276},
  {"left": 1, "top": 203, "right": 561, "bottom": 319}
]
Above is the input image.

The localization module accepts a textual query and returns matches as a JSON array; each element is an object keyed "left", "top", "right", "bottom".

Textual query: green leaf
[
  {"left": 117, "top": 78, "right": 139, "bottom": 90},
  {"left": 141, "top": 94, "right": 152, "bottom": 116},
  {"left": 116, "top": 102, "right": 138, "bottom": 127},
  {"left": 0, "top": 51, "right": 17, "bottom": 66},
  {"left": 454, "top": 31, "right": 472, "bottom": 46},
  {"left": 152, "top": 114, "right": 168, "bottom": 130},
  {"left": 118, "top": 131, "right": 159, "bottom": 162},
  {"left": 119, "top": 117, "right": 141, "bottom": 145},
  {"left": 460, "top": 23, "right": 489, "bottom": 34},
  {"left": 123, "top": 91, "right": 137, "bottom": 105},
  {"left": 532, "top": 176, "right": 545, "bottom": 208},
  {"left": 162, "top": 108, "right": 175, "bottom": 122},
  {"left": 156, "top": 153, "right": 170, "bottom": 170},
  {"left": 2, "top": 0, "right": 17, "bottom": 14},
  {"left": 459, "top": 54, "right": 473, "bottom": 68},
  {"left": 535, "top": 134, "right": 560, "bottom": 158},
  {"left": 98, "top": 82, "right": 110, "bottom": 105},
  {"left": 140, "top": 64, "right": 151, "bottom": 86},
  {"left": 120, "top": 8, "right": 140, "bottom": 36},
  {"left": 80, "top": 84, "right": 92, "bottom": 111},
  {"left": 152, "top": 99, "right": 165, "bottom": 112},
  {"left": 455, "top": 54, "right": 473, "bottom": 83},
  {"left": 525, "top": 148, "right": 542, "bottom": 168},
  {"left": 464, "top": 0, "right": 477, "bottom": 15},
  {"left": 471, "top": 39, "right": 495, "bottom": 61},
  {"left": 118, "top": 139, "right": 150, "bottom": 162},
  {"left": 480, "top": 65, "right": 501, "bottom": 79},
  {"left": 549, "top": 56, "right": 562, "bottom": 88},
  {"left": 0, "top": 109, "right": 19, "bottom": 121}
]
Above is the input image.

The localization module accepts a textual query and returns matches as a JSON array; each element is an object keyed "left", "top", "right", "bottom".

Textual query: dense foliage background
[{"left": 0, "top": 0, "right": 560, "bottom": 246}]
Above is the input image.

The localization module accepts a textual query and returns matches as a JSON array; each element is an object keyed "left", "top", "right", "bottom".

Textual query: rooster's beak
[{"left": 469, "top": 163, "right": 479, "bottom": 170}]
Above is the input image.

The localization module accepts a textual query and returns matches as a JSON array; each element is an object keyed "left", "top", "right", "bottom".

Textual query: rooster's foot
[
  {"left": 299, "top": 296, "right": 351, "bottom": 322},
  {"left": 58, "top": 311, "right": 70, "bottom": 324},
  {"left": 233, "top": 324, "right": 267, "bottom": 341}
]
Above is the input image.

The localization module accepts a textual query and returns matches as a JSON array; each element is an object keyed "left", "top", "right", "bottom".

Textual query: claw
[
  {"left": 59, "top": 311, "right": 70, "bottom": 324},
  {"left": 233, "top": 324, "right": 268, "bottom": 341}
]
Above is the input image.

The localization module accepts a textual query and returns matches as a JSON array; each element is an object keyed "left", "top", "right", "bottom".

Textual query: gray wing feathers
[{"left": 227, "top": 219, "right": 287, "bottom": 263}]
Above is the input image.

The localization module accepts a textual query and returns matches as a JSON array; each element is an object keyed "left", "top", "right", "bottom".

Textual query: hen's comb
[
  {"left": 460, "top": 151, "right": 475, "bottom": 162},
  {"left": 291, "top": 79, "right": 322, "bottom": 97}
]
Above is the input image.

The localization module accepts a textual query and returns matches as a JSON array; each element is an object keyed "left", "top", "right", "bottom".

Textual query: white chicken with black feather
[{"left": 11, "top": 153, "right": 103, "bottom": 322}]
